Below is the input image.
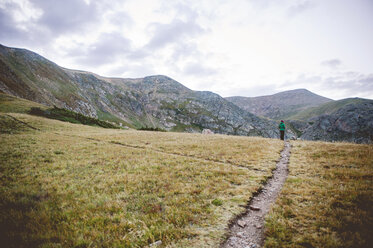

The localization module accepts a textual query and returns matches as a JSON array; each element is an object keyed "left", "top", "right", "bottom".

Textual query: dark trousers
[{"left": 280, "top": 130, "right": 285, "bottom": 140}]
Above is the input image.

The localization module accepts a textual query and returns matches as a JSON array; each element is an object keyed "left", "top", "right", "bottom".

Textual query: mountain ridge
[
  {"left": 226, "top": 88, "right": 333, "bottom": 120},
  {"left": 0, "top": 44, "right": 281, "bottom": 138},
  {"left": 227, "top": 88, "right": 373, "bottom": 143},
  {"left": 288, "top": 98, "right": 373, "bottom": 143},
  {"left": 1, "top": 44, "right": 372, "bottom": 143}
]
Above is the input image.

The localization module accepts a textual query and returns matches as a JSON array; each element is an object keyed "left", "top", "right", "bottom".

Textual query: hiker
[{"left": 279, "top": 120, "right": 285, "bottom": 140}]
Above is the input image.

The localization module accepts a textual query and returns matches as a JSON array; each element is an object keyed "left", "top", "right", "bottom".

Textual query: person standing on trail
[{"left": 279, "top": 120, "right": 285, "bottom": 140}]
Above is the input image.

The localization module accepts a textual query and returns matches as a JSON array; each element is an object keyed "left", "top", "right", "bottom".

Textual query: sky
[{"left": 0, "top": 0, "right": 372, "bottom": 100}]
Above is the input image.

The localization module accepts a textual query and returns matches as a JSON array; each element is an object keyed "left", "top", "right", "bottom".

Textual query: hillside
[
  {"left": 0, "top": 44, "right": 279, "bottom": 138},
  {"left": 291, "top": 98, "right": 373, "bottom": 143},
  {"left": 226, "top": 89, "right": 332, "bottom": 120},
  {"left": 226, "top": 89, "right": 373, "bottom": 143},
  {"left": 0, "top": 92, "right": 47, "bottom": 113},
  {"left": 288, "top": 97, "right": 372, "bottom": 120}
]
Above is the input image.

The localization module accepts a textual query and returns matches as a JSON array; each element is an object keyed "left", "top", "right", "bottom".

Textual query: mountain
[
  {"left": 288, "top": 98, "right": 373, "bottom": 143},
  {"left": 225, "top": 86, "right": 373, "bottom": 144},
  {"left": 226, "top": 89, "right": 333, "bottom": 120},
  {"left": 287, "top": 98, "right": 371, "bottom": 121},
  {"left": 0, "top": 44, "right": 280, "bottom": 138}
]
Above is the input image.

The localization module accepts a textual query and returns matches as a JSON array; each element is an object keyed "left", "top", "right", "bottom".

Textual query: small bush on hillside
[
  {"left": 138, "top": 126, "right": 166, "bottom": 132},
  {"left": 29, "top": 107, "right": 119, "bottom": 129}
]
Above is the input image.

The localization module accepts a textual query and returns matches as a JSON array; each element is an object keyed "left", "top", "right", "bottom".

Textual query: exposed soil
[{"left": 222, "top": 141, "right": 291, "bottom": 248}]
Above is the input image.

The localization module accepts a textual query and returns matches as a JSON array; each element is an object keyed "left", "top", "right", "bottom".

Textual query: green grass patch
[{"left": 212, "top": 199, "right": 223, "bottom": 206}]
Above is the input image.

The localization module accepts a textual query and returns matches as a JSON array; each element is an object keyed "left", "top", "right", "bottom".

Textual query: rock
[
  {"left": 245, "top": 243, "right": 257, "bottom": 248},
  {"left": 237, "top": 220, "right": 246, "bottom": 228},
  {"left": 149, "top": 240, "right": 162, "bottom": 246},
  {"left": 228, "top": 237, "right": 238, "bottom": 243},
  {"left": 249, "top": 206, "right": 260, "bottom": 211},
  {"left": 255, "top": 224, "right": 262, "bottom": 229},
  {"left": 202, "top": 129, "right": 214, "bottom": 135}
]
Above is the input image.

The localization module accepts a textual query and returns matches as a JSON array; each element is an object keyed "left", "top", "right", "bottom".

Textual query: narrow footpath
[{"left": 222, "top": 141, "right": 291, "bottom": 248}]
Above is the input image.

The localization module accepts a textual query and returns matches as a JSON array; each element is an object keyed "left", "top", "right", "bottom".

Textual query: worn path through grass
[{"left": 223, "top": 141, "right": 291, "bottom": 248}]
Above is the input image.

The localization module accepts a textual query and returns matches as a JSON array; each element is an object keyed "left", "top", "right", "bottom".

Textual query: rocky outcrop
[{"left": 298, "top": 100, "right": 373, "bottom": 143}]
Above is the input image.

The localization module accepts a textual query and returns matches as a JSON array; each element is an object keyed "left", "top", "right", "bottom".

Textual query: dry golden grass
[
  {"left": 0, "top": 113, "right": 283, "bottom": 247},
  {"left": 264, "top": 141, "right": 373, "bottom": 248}
]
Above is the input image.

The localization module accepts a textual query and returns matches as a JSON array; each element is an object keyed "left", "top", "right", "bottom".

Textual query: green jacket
[{"left": 279, "top": 122, "right": 285, "bottom": 131}]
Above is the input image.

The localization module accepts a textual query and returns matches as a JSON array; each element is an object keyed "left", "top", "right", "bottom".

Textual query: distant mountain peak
[
  {"left": 144, "top": 75, "right": 172, "bottom": 80},
  {"left": 226, "top": 89, "right": 333, "bottom": 120}
]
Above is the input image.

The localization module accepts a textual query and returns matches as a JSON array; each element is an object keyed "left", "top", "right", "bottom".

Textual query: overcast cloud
[
  {"left": 0, "top": 0, "right": 372, "bottom": 100},
  {"left": 321, "top": 59, "right": 342, "bottom": 69}
]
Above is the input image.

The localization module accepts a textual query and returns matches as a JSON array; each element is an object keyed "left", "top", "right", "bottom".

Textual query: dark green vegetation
[
  {"left": 138, "top": 126, "right": 166, "bottom": 132},
  {"left": 29, "top": 106, "right": 119, "bottom": 129},
  {"left": 265, "top": 141, "right": 373, "bottom": 248}
]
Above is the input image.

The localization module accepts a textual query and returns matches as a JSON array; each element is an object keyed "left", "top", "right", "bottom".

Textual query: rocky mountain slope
[
  {"left": 226, "top": 89, "right": 332, "bottom": 120},
  {"left": 0, "top": 44, "right": 280, "bottom": 138},
  {"left": 288, "top": 98, "right": 373, "bottom": 143},
  {"left": 225, "top": 87, "right": 373, "bottom": 144}
]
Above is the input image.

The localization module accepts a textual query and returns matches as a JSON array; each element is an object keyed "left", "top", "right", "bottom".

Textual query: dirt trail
[{"left": 222, "top": 141, "right": 291, "bottom": 248}]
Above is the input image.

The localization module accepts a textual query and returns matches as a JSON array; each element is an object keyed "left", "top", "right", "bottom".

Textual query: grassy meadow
[
  {"left": 1, "top": 96, "right": 372, "bottom": 248},
  {"left": 0, "top": 112, "right": 283, "bottom": 247},
  {"left": 265, "top": 141, "right": 373, "bottom": 248}
]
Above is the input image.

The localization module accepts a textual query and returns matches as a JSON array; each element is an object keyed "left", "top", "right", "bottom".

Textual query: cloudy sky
[{"left": 0, "top": 0, "right": 372, "bottom": 100}]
